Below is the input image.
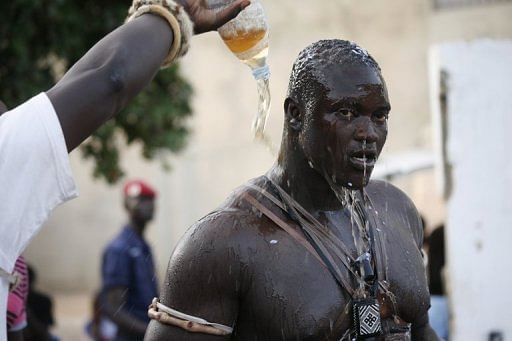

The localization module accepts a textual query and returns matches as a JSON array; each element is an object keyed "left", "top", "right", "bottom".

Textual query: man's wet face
[{"left": 300, "top": 64, "right": 390, "bottom": 189}]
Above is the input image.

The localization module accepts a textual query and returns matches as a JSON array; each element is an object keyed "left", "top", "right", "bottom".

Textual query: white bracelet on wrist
[{"left": 126, "top": 0, "right": 194, "bottom": 67}]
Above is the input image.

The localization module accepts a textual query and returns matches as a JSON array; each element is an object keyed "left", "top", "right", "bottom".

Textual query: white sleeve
[{"left": 0, "top": 93, "right": 78, "bottom": 273}]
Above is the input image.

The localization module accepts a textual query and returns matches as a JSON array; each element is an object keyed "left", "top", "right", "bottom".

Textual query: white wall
[{"left": 431, "top": 40, "right": 512, "bottom": 340}]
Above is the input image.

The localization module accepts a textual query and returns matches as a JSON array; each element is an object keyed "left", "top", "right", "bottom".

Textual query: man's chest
[{"left": 236, "top": 213, "right": 429, "bottom": 340}]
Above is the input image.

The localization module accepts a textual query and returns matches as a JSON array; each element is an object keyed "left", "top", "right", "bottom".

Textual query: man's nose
[{"left": 353, "top": 117, "right": 378, "bottom": 142}]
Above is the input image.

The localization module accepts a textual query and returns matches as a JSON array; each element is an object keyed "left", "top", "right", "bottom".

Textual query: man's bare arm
[
  {"left": 145, "top": 214, "right": 244, "bottom": 340},
  {"left": 47, "top": 14, "right": 171, "bottom": 152},
  {"left": 46, "top": 0, "right": 250, "bottom": 152},
  {"left": 399, "top": 187, "right": 440, "bottom": 341}
]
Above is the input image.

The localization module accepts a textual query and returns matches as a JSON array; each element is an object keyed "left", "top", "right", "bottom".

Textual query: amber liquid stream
[{"left": 221, "top": 29, "right": 275, "bottom": 153}]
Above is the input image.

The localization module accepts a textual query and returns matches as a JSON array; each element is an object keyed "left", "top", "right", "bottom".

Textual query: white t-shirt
[{"left": 0, "top": 93, "right": 78, "bottom": 339}]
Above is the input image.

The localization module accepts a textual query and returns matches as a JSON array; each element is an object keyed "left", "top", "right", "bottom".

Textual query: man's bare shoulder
[
  {"left": 162, "top": 176, "right": 273, "bottom": 306},
  {"left": 171, "top": 176, "right": 273, "bottom": 261},
  {"left": 366, "top": 180, "right": 417, "bottom": 210},
  {"left": 366, "top": 180, "right": 423, "bottom": 245}
]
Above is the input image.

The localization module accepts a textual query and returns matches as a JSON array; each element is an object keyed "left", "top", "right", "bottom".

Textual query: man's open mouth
[{"left": 349, "top": 150, "right": 377, "bottom": 170}]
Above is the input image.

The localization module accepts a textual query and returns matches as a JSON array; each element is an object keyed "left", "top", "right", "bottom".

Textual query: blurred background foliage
[{"left": 0, "top": 0, "right": 193, "bottom": 183}]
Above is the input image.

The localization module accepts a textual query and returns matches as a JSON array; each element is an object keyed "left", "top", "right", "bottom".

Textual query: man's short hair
[{"left": 287, "top": 39, "right": 381, "bottom": 113}]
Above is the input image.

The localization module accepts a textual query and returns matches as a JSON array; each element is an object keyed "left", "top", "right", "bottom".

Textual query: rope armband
[{"left": 148, "top": 298, "right": 233, "bottom": 336}]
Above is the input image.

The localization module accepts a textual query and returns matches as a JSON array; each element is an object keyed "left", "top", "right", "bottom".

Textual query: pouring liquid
[{"left": 220, "top": 26, "right": 275, "bottom": 152}]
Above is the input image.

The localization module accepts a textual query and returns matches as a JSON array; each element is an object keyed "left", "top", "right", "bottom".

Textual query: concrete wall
[
  {"left": 430, "top": 1, "right": 512, "bottom": 43},
  {"left": 430, "top": 39, "right": 512, "bottom": 341},
  {"left": 428, "top": 4, "right": 512, "bottom": 339},
  {"left": 25, "top": 0, "right": 442, "bottom": 292}
]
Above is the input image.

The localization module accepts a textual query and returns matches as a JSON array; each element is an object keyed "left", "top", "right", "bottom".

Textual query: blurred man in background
[
  {"left": 24, "top": 265, "right": 57, "bottom": 341},
  {"left": 100, "top": 180, "right": 158, "bottom": 340}
]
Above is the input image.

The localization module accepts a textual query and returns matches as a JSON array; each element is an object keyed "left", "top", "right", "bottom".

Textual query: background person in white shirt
[{"left": 0, "top": 1, "right": 250, "bottom": 339}]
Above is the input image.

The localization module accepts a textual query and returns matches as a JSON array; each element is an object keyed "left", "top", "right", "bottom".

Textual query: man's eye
[
  {"left": 337, "top": 109, "right": 354, "bottom": 119},
  {"left": 374, "top": 111, "right": 389, "bottom": 122}
]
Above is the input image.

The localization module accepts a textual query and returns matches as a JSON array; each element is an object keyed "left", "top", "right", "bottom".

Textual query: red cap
[{"left": 123, "top": 180, "right": 157, "bottom": 199}]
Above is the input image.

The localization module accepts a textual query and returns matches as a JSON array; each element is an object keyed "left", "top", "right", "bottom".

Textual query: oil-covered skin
[{"left": 145, "top": 41, "right": 438, "bottom": 340}]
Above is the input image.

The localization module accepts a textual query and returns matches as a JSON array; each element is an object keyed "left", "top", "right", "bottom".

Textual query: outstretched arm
[
  {"left": 46, "top": 14, "right": 171, "bottom": 152},
  {"left": 46, "top": 0, "right": 250, "bottom": 152}
]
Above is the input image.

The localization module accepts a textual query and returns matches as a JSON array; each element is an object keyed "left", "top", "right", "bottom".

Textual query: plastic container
[{"left": 207, "top": 0, "right": 270, "bottom": 80}]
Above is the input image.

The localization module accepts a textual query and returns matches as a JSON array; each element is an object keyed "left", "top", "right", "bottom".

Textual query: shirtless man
[{"left": 146, "top": 40, "right": 438, "bottom": 340}]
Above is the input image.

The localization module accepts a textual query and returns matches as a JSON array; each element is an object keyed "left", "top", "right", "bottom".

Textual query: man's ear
[{"left": 284, "top": 98, "right": 303, "bottom": 132}]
